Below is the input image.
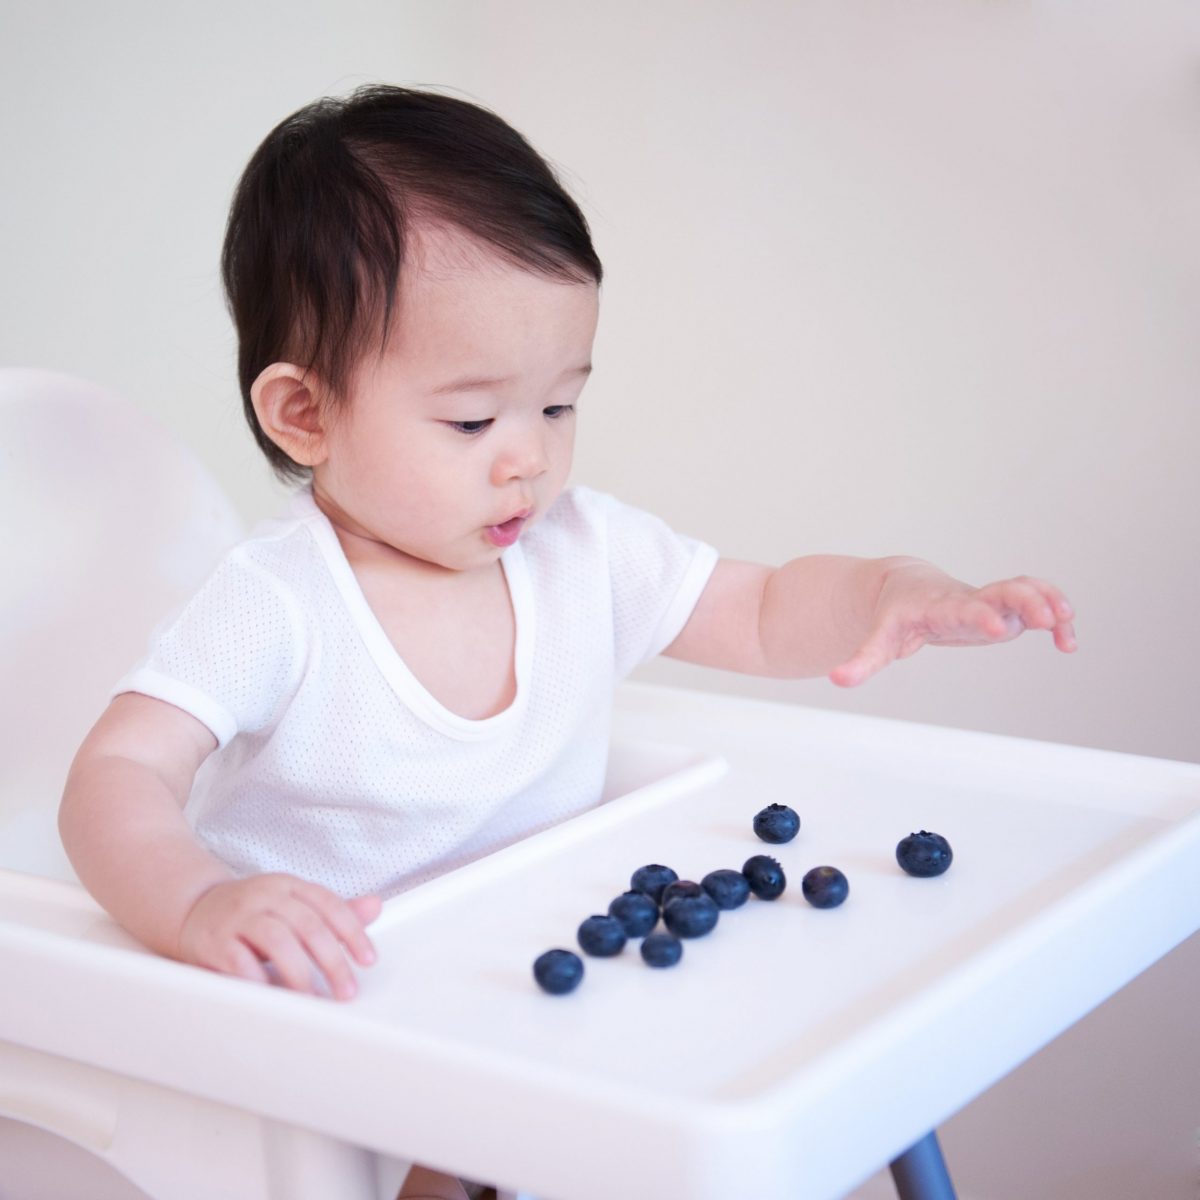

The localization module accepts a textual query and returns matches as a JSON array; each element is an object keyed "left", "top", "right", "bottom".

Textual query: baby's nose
[{"left": 494, "top": 429, "right": 549, "bottom": 482}]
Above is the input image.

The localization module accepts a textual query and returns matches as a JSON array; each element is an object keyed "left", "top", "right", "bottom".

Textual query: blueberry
[
  {"left": 640, "top": 932, "right": 684, "bottom": 968},
  {"left": 896, "top": 830, "right": 953, "bottom": 877},
  {"left": 701, "top": 869, "right": 751, "bottom": 910},
  {"left": 742, "top": 854, "right": 787, "bottom": 900},
  {"left": 801, "top": 866, "right": 849, "bottom": 909},
  {"left": 577, "top": 914, "right": 627, "bottom": 956},
  {"left": 630, "top": 864, "right": 679, "bottom": 904},
  {"left": 753, "top": 803, "right": 801, "bottom": 844},
  {"left": 662, "top": 894, "right": 719, "bottom": 938},
  {"left": 608, "top": 890, "right": 659, "bottom": 937},
  {"left": 533, "top": 949, "right": 584, "bottom": 994},
  {"left": 661, "top": 879, "right": 704, "bottom": 908}
]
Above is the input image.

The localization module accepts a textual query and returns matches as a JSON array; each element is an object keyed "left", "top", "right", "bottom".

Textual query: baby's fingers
[
  {"left": 977, "top": 576, "right": 1077, "bottom": 651},
  {"left": 957, "top": 595, "right": 1024, "bottom": 641},
  {"left": 214, "top": 937, "right": 273, "bottom": 989},
  {"left": 238, "top": 905, "right": 355, "bottom": 1001},
  {"left": 1053, "top": 619, "right": 1078, "bottom": 653},
  {"left": 283, "top": 901, "right": 366, "bottom": 1001},
  {"left": 239, "top": 888, "right": 372, "bottom": 1002},
  {"left": 299, "top": 884, "right": 379, "bottom": 971},
  {"left": 241, "top": 914, "right": 325, "bottom": 996},
  {"left": 1026, "top": 577, "right": 1078, "bottom": 651}
]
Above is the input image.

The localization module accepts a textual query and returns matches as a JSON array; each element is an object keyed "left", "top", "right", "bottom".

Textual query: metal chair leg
[{"left": 888, "top": 1129, "right": 957, "bottom": 1200}]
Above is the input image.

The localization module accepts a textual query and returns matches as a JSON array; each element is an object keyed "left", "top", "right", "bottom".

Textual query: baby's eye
[
  {"left": 543, "top": 405, "right": 575, "bottom": 419},
  {"left": 447, "top": 419, "right": 493, "bottom": 435}
]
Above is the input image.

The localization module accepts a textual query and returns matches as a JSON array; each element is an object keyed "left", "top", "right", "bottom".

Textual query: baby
[{"left": 59, "top": 84, "right": 1076, "bottom": 1200}]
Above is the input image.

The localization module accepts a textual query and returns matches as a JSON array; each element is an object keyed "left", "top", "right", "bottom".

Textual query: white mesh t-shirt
[{"left": 115, "top": 486, "right": 718, "bottom": 899}]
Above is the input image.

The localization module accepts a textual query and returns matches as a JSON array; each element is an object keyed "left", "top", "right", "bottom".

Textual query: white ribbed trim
[
  {"left": 112, "top": 667, "right": 238, "bottom": 748},
  {"left": 644, "top": 540, "right": 720, "bottom": 658}
]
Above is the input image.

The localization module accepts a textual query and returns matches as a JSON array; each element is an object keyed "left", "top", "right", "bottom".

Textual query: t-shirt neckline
[{"left": 291, "top": 487, "right": 533, "bottom": 741}]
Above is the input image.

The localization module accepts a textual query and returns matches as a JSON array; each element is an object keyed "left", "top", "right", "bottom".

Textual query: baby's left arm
[{"left": 663, "top": 555, "right": 1076, "bottom": 687}]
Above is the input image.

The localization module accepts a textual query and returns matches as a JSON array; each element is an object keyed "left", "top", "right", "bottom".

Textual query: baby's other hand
[
  {"left": 177, "top": 875, "right": 381, "bottom": 1001},
  {"left": 830, "top": 567, "right": 1077, "bottom": 688}
]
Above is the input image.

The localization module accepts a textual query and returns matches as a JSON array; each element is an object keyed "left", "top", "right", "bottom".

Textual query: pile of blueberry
[{"left": 532, "top": 804, "right": 952, "bottom": 995}]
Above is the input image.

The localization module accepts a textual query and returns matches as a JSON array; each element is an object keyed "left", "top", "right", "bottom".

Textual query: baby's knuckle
[
  {"left": 292, "top": 910, "right": 329, "bottom": 943},
  {"left": 250, "top": 920, "right": 291, "bottom": 957}
]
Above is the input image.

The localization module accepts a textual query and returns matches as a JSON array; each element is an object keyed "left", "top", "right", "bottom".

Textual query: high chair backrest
[{"left": 0, "top": 368, "right": 243, "bottom": 878}]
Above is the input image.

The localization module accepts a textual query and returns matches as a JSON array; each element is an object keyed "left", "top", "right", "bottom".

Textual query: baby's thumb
[{"left": 829, "top": 626, "right": 894, "bottom": 688}]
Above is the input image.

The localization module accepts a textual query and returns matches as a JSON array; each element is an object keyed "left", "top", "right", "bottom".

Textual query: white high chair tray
[{"left": 2, "top": 682, "right": 1198, "bottom": 1200}]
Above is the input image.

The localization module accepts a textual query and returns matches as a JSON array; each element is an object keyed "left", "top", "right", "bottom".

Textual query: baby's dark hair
[{"left": 220, "top": 84, "right": 603, "bottom": 480}]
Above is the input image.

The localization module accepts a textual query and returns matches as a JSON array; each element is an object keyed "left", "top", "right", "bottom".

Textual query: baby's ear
[{"left": 250, "top": 363, "right": 330, "bottom": 467}]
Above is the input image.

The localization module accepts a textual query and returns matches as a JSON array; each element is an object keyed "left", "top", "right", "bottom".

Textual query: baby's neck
[
  {"left": 334, "top": 523, "right": 458, "bottom": 583},
  {"left": 313, "top": 484, "right": 470, "bottom": 585},
  {"left": 337, "top": 529, "right": 517, "bottom": 721}
]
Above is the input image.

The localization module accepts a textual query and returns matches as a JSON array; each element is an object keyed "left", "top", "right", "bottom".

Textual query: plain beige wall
[{"left": 3, "top": 5, "right": 1198, "bottom": 1197}]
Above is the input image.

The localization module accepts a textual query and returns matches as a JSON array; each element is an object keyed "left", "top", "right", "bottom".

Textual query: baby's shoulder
[
  {"left": 181, "top": 504, "right": 325, "bottom": 623},
  {"left": 233, "top": 505, "right": 322, "bottom": 576}
]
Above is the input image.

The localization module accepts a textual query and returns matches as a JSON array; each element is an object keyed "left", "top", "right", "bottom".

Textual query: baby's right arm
[{"left": 59, "top": 694, "right": 377, "bottom": 1001}]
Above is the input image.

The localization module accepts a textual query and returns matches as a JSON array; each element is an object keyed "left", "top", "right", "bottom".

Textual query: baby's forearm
[
  {"left": 757, "top": 554, "right": 931, "bottom": 677},
  {"left": 60, "top": 753, "right": 234, "bottom": 959}
]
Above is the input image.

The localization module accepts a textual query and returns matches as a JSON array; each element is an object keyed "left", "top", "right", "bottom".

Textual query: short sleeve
[
  {"left": 587, "top": 489, "right": 719, "bottom": 678},
  {"left": 112, "top": 548, "right": 304, "bottom": 748}
]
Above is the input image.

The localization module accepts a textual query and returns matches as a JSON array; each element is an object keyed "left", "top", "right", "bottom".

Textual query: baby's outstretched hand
[
  {"left": 829, "top": 566, "right": 1077, "bottom": 688},
  {"left": 177, "top": 874, "right": 380, "bottom": 1001}
]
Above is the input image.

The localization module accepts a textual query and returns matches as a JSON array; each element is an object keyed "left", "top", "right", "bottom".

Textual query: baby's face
[{"left": 312, "top": 223, "right": 599, "bottom": 572}]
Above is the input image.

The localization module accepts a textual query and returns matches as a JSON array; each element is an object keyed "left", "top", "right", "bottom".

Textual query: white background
[{"left": 2, "top": 2, "right": 1197, "bottom": 1197}]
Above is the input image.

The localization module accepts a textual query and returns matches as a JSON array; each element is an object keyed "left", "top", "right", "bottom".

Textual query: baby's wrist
[{"left": 173, "top": 872, "right": 237, "bottom": 961}]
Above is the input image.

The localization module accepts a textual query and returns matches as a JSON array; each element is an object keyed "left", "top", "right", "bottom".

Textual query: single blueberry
[
  {"left": 577, "top": 914, "right": 627, "bottom": 956},
  {"left": 608, "top": 890, "right": 659, "bottom": 937},
  {"left": 533, "top": 949, "right": 584, "bottom": 995},
  {"left": 753, "top": 803, "right": 801, "bottom": 844},
  {"left": 661, "top": 879, "right": 704, "bottom": 908},
  {"left": 701, "top": 869, "right": 751, "bottom": 910},
  {"left": 630, "top": 863, "right": 679, "bottom": 904},
  {"left": 743, "top": 854, "right": 787, "bottom": 900},
  {"left": 640, "top": 932, "right": 684, "bottom": 968},
  {"left": 896, "top": 830, "right": 953, "bottom": 878},
  {"left": 662, "top": 894, "right": 720, "bottom": 938},
  {"left": 801, "top": 865, "right": 849, "bottom": 909}
]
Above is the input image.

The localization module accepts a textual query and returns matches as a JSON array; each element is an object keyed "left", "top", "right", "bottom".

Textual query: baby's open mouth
[{"left": 485, "top": 509, "right": 532, "bottom": 547}]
